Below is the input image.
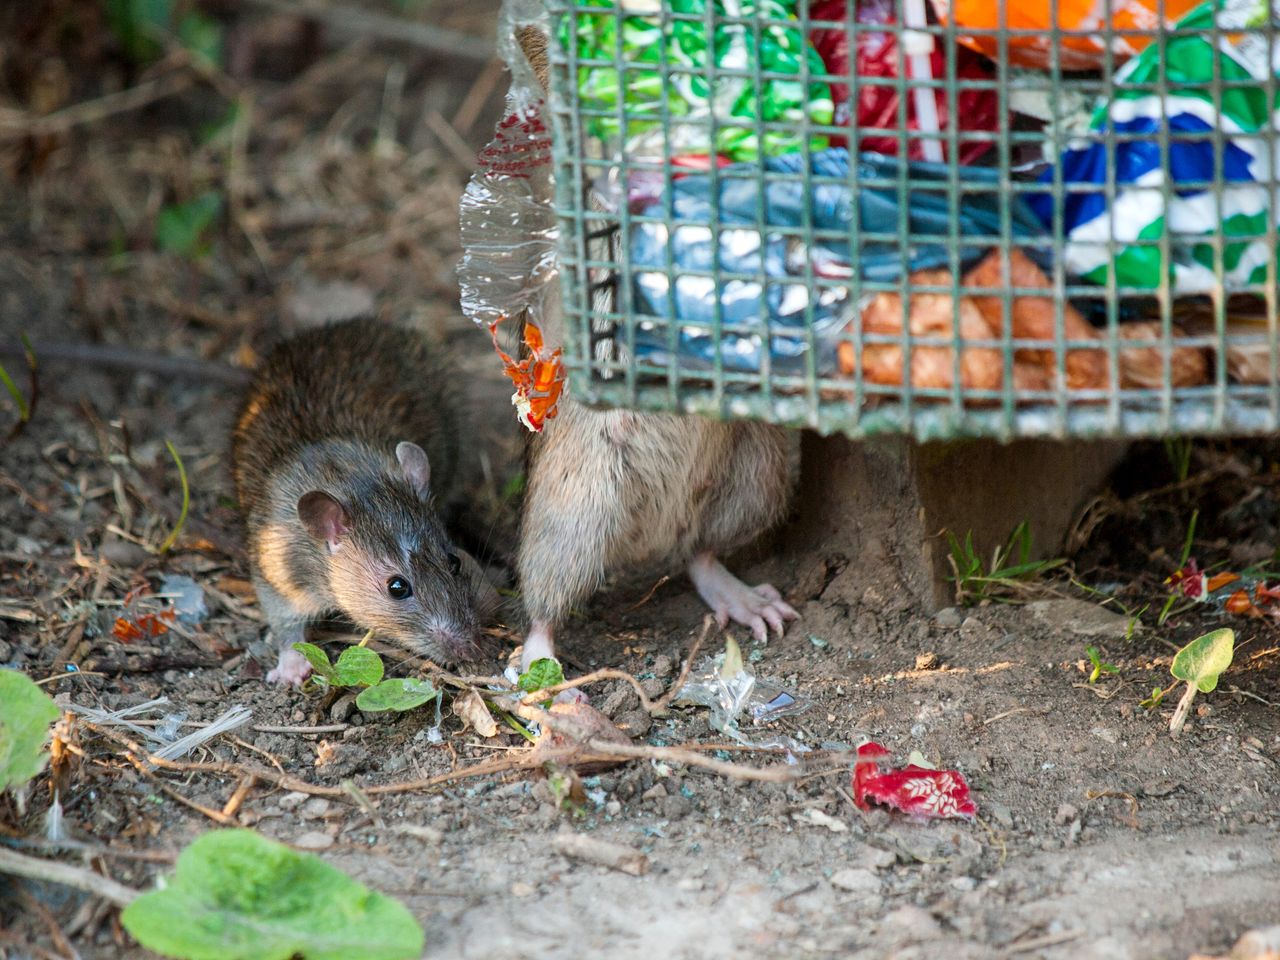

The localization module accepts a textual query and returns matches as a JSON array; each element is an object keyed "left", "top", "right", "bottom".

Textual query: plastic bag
[
  {"left": 809, "top": 0, "right": 998, "bottom": 163},
  {"left": 1031, "top": 0, "right": 1280, "bottom": 294},
  {"left": 558, "top": 0, "right": 833, "bottom": 161},
  {"left": 626, "top": 148, "right": 1045, "bottom": 375},
  {"left": 930, "top": 0, "right": 1200, "bottom": 72}
]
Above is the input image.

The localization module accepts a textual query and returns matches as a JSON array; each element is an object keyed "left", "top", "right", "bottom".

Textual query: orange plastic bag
[{"left": 930, "top": 0, "right": 1200, "bottom": 72}]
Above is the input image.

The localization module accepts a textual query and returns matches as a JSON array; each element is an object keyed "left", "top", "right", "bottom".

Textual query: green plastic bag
[{"left": 559, "top": 0, "right": 833, "bottom": 161}]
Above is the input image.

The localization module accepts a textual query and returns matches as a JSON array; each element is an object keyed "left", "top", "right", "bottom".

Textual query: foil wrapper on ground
[
  {"left": 1031, "top": 0, "right": 1280, "bottom": 295},
  {"left": 809, "top": 0, "right": 998, "bottom": 163},
  {"left": 626, "top": 148, "right": 1044, "bottom": 375},
  {"left": 558, "top": 0, "right": 833, "bottom": 161}
]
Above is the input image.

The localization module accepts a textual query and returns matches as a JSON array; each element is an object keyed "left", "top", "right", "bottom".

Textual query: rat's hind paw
[
  {"left": 688, "top": 552, "right": 799, "bottom": 643},
  {"left": 266, "top": 647, "right": 313, "bottom": 686}
]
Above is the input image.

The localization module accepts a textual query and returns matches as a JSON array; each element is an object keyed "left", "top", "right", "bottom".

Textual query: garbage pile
[{"left": 548, "top": 0, "right": 1280, "bottom": 398}]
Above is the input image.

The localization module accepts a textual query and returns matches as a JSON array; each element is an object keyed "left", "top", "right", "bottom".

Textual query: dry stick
[
  {"left": 21, "top": 889, "right": 79, "bottom": 960},
  {"left": 0, "top": 341, "right": 252, "bottom": 387},
  {"left": 624, "top": 575, "right": 672, "bottom": 612},
  {"left": 155, "top": 782, "right": 236, "bottom": 826},
  {"left": 0, "top": 929, "right": 64, "bottom": 960},
  {"left": 235, "top": 0, "right": 493, "bottom": 62},
  {"left": 424, "top": 110, "right": 479, "bottom": 171},
  {"left": 0, "top": 67, "right": 194, "bottom": 140},
  {"left": 4, "top": 838, "right": 176, "bottom": 865},
  {"left": 0, "top": 847, "right": 138, "bottom": 907},
  {"left": 651, "top": 616, "right": 713, "bottom": 714},
  {"left": 221, "top": 775, "right": 257, "bottom": 819},
  {"left": 517, "top": 615, "right": 715, "bottom": 716},
  {"left": 450, "top": 57, "right": 506, "bottom": 136}
]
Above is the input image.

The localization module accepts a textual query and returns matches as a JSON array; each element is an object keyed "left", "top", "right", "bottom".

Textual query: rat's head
[{"left": 296, "top": 441, "right": 489, "bottom": 663}]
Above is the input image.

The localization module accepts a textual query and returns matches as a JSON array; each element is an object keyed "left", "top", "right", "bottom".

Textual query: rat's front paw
[
  {"left": 266, "top": 647, "right": 313, "bottom": 686},
  {"left": 689, "top": 553, "right": 799, "bottom": 643}
]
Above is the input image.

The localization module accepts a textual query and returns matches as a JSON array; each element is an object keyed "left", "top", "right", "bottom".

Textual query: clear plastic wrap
[
  {"left": 673, "top": 637, "right": 812, "bottom": 753},
  {"left": 457, "top": 0, "right": 558, "bottom": 335}
]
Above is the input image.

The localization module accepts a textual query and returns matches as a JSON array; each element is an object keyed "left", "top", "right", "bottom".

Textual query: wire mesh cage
[{"left": 541, "top": 0, "right": 1280, "bottom": 440}]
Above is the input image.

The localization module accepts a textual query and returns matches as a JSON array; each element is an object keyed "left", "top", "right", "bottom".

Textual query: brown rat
[
  {"left": 506, "top": 28, "right": 799, "bottom": 670},
  {"left": 231, "top": 319, "right": 497, "bottom": 685}
]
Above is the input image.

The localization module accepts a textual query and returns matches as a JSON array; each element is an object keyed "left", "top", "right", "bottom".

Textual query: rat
[
  {"left": 231, "top": 319, "right": 498, "bottom": 685},
  {"left": 505, "top": 29, "right": 798, "bottom": 674}
]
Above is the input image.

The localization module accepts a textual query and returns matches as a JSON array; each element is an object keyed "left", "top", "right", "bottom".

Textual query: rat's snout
[{"left": 433, "top": 623, "right": 492, "bottom": 663}]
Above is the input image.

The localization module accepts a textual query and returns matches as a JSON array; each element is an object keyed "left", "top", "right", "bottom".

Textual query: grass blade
[{"left": 156, "top": 440, "right": 189, "bottom": 554}]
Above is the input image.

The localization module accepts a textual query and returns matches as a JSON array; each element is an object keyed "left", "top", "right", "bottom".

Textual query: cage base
[{"left": 787, "top": 435, "right": 1129, "bottom": 613}]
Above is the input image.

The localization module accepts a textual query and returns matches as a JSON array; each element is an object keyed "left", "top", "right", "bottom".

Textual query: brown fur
[
  {"left": 232, "top": 319, "right": 496, "bottom": 664},
  {"left": 518, "top": 403, "right": 795, "bottom": 625},
  {"left": 512, "top": 26, "right": 797, "bottom": 629}
]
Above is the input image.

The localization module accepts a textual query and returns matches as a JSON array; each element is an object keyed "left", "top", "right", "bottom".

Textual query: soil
[{"left": 1, "top": 5, "right": 1278, "bottom": 960}]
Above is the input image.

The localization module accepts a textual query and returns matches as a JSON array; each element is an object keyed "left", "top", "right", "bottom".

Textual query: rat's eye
[
  {"left": 447, "top": 551, "right": 462, "bottom": 577},
  {"left": 387, "top": 576, "right": 412, "bottom": 600}
]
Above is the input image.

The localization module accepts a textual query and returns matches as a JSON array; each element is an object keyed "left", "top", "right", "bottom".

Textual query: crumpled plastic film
[
  {"left": 674, "top": 652, "right": 811, "bottom": 752},
  {"left": 457, "top": 0, "right": 559, "bottom": 334}
]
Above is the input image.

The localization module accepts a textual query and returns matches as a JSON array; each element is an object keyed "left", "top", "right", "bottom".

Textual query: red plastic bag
[
  {"left": 809, "top": 0, "right": 998, "bottom": 164},
  {"left": 854, "top": 742, "right": 977, "bottom": 820}
]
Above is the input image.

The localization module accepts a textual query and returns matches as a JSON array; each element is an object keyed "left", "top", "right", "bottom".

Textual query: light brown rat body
[
  {"left": 507, "top": 26, "right": 799, "bottom": 668},
  {"left": 232, "top": 319, "right": 496, "bottom": 684},
  {"left": 518, "top": 399, "right": 798, "bottom": 668}
]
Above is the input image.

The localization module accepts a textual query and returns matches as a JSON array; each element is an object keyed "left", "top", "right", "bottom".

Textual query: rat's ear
[
  {"left": 396, "top": 441, "right": 431, "bottom": 498},
  {"left": 298, "top": 491, "right": 350, "bottom": 551}
]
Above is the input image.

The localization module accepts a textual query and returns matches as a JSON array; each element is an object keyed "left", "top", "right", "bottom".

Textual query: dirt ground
[{"left": 1, "top": 4, "right": 1278, "bottom": 959}]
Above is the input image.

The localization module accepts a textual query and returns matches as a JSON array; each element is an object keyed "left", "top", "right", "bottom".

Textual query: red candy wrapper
[
  {"left": 809, "top": 0, "right": 998, "bottom": 164},
  {"left": 489, "top": 315, "right": 565, "bottom": 433},
  {"left": 853, "top": 741, "right": 977, "bottom": 820}
]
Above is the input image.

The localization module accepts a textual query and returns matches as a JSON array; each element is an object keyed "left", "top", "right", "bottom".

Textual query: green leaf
[
  {"left": 0, "top": 669, "right": 62, "bottom": 792},
  {"left": 120, "top": 829, "right": 424, "bottom": 960},
  {"left": 156, "top": 191, "right": 222, "bottom": 259},
  {"left": 517, "top": 658, "right": 564, "bottom": 693},
  {"left": 199, "top": 101, "right": 243, "bottom": 146},
  {"left": 105, "top": 0, "right": 172, "bottom": 62},
  {"left": 1170, "top": 628, "right": 1235, "bottom": 694},
  {"left": 291, "top": 643, "right": 334, "bottom": 680},
  {"left": 177, "top": 12, "right": 223, "bottom": 67},
  {"left": 332, "top": 646, "right": 384, "bottom": 688},
  {"left": 355, "top": 678, "right": 438, "bottom": 713}
]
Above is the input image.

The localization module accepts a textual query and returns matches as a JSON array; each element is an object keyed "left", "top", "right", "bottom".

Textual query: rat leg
[
  {"left": 687, "top": 423, "right": 797, "bottom": 642},
  {"left": 688, "top": 551, "right": 798, "bottom": 642},
  {"left": 520, "top": 620, "right": 556, "bottom": 672},
  {"left": 516, "top": 414, "right": 638, "bottom": 672},
  {"left": 254, "top": 576, "right": 316, "bottom": 686}
]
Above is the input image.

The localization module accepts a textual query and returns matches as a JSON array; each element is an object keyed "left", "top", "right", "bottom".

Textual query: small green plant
[
  {"left": 517, "top": 658, "right": 565, "bottom": 694},
  {"left": 104, "top": 0, "right": 224, "bottom": 66},
  {"left": 1085, "top": 645, "right": 1120, "bottom": 684},
  {"left": 0, "top": 334, "right": 38, "bottom": 439},
  {"left": 946, "top": 521, "right": 1065, "bottom": 605},
  {"left": 1158, "top": 508, "right": 1201, "bottom": 626},
  {"left": 293, "top": 638, "right": 439, "bottom": 714},
  {"left": 120, "top": 829, "right": 424, "bottom": 960},
  {"left": 1167, "top": 628, "right": 1235, "bottom": 737},
  {"left": 0, "top": 669, "right": 62, "bottom": 793},
  {"left": 156, "top": 440, "right": 189, "bottom": 554},
  {"left": 1163, "top": 436, "right": 1194, "bottom": 484},
  {"left": 156, "top": 190, "right": 223, "bottom": 259}
]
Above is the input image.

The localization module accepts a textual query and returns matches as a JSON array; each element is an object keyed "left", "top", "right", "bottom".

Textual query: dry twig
[{"left": 0, "top": 847, "right": 138, "bottom": 907}]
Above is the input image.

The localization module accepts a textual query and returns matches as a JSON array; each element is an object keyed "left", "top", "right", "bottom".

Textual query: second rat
[{"left": 232, "top": 319, "right": 497, "bottom": 685}]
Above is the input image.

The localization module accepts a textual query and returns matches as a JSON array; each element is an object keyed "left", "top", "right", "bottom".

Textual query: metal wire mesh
[{"left": 544, "top": 0, "right": 1280, "bottom": 440}]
